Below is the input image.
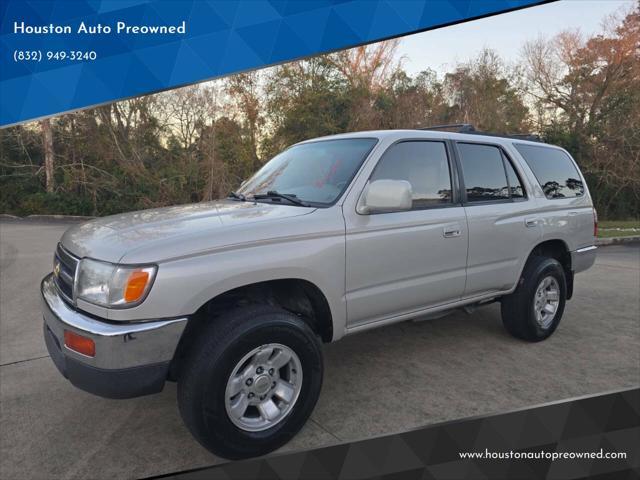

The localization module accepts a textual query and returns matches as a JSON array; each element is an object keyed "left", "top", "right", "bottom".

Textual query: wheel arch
[
  {"left": 169, "top": 278, "right": 334, "bottom": 380},
  {"left": 518, "top": 239, "right": 574, "bottom": 299}
]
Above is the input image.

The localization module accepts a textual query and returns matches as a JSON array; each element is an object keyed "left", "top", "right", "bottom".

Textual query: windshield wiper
[
  {"left": 253, "top": 191, "right": 310, "bottom": 207},
  {"left": 227, "top": 191, "right": 246, "bottom": 201}
]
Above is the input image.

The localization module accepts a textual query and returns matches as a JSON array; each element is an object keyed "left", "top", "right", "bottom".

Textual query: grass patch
[
  {"left": 598, "top": 220, "right": 640, "bottom": 238},
  {"left": 599, "top": 220, "right": 640, "bottom": 229}
]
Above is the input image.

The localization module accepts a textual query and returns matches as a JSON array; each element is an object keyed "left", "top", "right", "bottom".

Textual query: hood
[{"left": 61, "top": 200, "right": 316, "bottom": 263}]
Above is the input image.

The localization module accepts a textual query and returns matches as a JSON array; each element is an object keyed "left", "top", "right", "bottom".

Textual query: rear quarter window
[{"left": 514, "top": 144, "right": 584, "bottom": 199}]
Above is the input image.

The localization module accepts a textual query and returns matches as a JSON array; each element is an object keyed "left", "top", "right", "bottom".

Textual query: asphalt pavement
[{"left": 1, "top": 218, "right": 638, "bottom": 479}]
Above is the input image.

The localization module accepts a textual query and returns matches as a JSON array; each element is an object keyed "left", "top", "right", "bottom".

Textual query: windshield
[{"left": 236, "top": 138, "right": 377, "bottom": 206}]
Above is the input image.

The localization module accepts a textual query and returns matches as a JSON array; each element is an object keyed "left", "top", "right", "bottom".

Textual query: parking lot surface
[{"left": 1, "top": 218, "right": 639, "bottom": 479}]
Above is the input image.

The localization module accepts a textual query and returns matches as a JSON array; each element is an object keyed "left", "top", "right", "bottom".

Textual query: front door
[{"left": 343, "top": 140, "right": 468, "bottom": 328}]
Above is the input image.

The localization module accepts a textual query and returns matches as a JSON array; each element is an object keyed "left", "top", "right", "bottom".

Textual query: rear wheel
[
  {"left": 178, "top": 305, "right": 323, "bottom": 459},
  {"left": 501, "top": 256, "right": 567, "bottom": 342}
]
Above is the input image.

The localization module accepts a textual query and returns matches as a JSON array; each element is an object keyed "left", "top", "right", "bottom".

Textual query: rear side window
[
  {"left": 457, "top": 143, "right": 511, "bottom": 202},
  {"left": 514, "top": 144, "right": 584, "bottom": 199},
  {"left": 371, "top": 141, "right": 452, "bottom": 209}
]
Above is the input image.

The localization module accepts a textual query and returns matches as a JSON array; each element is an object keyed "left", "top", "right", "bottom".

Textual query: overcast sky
[{"left": 396, "top": 0, "right": 635, "bottom": 75}]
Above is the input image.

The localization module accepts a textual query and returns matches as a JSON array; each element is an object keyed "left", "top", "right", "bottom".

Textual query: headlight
[{"left": 76, "top": 258, "right": 157, "bottom": 308}]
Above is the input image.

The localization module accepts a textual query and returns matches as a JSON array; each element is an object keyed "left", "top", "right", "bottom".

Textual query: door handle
[
  {"left": 443, "top": 226, "right": 461, "bottom": 238},
  {"left": 525, "top": 217, "right": 539, "bottom": 228}
]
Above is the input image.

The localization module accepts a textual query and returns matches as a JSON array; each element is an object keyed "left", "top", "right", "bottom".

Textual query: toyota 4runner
[{"left": 41, "top": 127, "right": 597, "bottom": 459}]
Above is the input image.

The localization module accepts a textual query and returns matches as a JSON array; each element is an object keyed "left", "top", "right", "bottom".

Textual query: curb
[{"left": 596, "top": 236, "right": 640, "bottom": 246}]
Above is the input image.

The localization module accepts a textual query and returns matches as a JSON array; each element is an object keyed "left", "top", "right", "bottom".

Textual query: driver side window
[{"left": 370, "top": 141, "right": 453, "bottom": 210}]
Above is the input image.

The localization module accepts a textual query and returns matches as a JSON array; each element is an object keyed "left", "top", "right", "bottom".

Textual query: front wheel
[
  {"left": 178, "top": 306, "right": 323, "bottom": 459},
  {"left": 501, "top": 256, "right": 567, "bottom": 342}
]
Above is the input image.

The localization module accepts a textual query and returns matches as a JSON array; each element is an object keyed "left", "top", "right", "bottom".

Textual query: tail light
[{"left": 593, "top": 208, "right": 598, "bottom": 238}]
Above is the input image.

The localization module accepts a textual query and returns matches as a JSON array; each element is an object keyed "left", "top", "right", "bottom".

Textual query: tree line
[{"left": 1, "top": 5, "right": 638, "bottom": 219}]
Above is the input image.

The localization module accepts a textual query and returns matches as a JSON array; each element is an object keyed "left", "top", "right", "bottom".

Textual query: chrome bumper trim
[
  {"left": 571, "top": 245, "right": 597, "bottom": 274},
  {"left": 41, "top": 274, "right": 188, "bottom": 370}
]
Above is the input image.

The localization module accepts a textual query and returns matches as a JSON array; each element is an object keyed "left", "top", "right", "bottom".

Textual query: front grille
[{"left": 53, "top": 243, "right": 79, "bottom": 304}]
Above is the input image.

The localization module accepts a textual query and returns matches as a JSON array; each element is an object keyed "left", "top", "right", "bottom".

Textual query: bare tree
[
  {"left": 324, "top": 40, "right": 399, "bottom": 130},
  {"left": 328, "top": 39, "right": 401, "bottom": 91},
  {"left": 160, "top": 85, "right": 211, "bottom": 149},
  {"left": 226, "top": 72, "right": 264, "bottom": 171},
  {"left": 522, "top": 8, "right": 638, "bottom": 133},
  {"left": 522, "top": 5, "right": 640, "bottom": 217},
  {"left": 40, "top": 118, "right": 54, "bottom": 193},
  {"left": 198, "top": 86, "right": 224, "bottom": 201}
]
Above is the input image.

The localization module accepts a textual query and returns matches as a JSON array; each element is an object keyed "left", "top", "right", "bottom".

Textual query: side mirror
[{"left": 357, "top": 179, "right": 413, "bottom": 214}]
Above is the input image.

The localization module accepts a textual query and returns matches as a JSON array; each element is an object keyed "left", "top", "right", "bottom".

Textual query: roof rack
[
  {"left": 508, "top": 133, "right": 542, "bottom": 142},
  {"left": 419, "top": 123, "right": 541, "bottom": 142},
  {"left": 422, "top": 123, "right": 477, "bottom": 133}
]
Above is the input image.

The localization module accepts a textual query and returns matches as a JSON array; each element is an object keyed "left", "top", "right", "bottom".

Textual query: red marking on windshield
[{"left": 314, "top": 159, "right": 342, "bottom": 188}]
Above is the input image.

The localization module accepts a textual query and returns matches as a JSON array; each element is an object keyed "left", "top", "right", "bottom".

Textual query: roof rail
[
  {"left": 508, "top": 133, "right": 542, "bottom": 142},
  {"left": 418, "top": 123, "right": 541, "bottom": 142},
  {"left": 421, "top": 123, "right": 477, "bottom": 133}
]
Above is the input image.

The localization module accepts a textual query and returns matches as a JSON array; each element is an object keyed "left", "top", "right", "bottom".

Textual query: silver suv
[{"left": 41, "top": 126, "right": 597, "bottom": 459}]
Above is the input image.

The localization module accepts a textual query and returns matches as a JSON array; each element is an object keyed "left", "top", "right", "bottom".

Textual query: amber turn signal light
[
  {"left": 124, "top": 270, "right": 150, "bottom": 302},
  {"left": 64, "top": 330, "right": 95, "bottom": 357}
]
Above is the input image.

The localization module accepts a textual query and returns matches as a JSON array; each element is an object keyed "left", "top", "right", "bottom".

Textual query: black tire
[
  {"left": 501, "top": 256, "right": 567, "bottom": 342},
  {"left": 178, "top": 305, "right": 323, "bottom": 459}
]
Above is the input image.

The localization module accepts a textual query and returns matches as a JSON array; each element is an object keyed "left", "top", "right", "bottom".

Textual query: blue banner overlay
[{"left": 1, "top": 0, "right": 547, "bottom": 127}]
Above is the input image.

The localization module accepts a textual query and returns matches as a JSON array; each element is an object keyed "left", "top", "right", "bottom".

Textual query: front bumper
[
  {"left": 571, "top": 245, "right": 597, "bottom": 274},
  {"left": 41, "top": 274, "right": 188, "bottom": 399}
]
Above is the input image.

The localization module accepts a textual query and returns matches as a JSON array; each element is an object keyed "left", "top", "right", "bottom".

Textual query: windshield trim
[{"left": 240, "top": 137, "right": 380, "bottom": 209}]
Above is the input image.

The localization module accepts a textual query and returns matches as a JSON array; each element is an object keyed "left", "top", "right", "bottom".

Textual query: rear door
[
  {"left": 454, "top": 141, "right": 542, "bottom": 297},
  {"left": 343, "top": 140, "right": 468, "bottom": 328}
]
